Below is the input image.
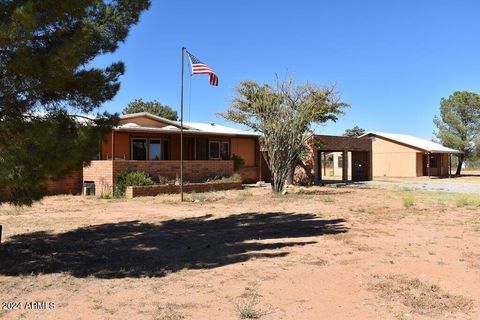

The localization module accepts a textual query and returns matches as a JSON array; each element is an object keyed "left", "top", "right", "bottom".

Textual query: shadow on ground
[{"left": 0, "top": 212, "right": 347, "bottom": 278}]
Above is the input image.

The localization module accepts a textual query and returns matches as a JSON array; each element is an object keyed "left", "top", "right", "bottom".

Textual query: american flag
[{"left": 186, "top": 51, "right": 219, "bottom": 86}]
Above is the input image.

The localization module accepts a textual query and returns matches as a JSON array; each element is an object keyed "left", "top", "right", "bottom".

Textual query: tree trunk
[
  {"left": 286, "top": 162, "right": 296, "bottom": 185},
  {"left": 271, "top": 171, "right": 287, "bottom": 193},
  {"left": 455, "top": 153, "right": 465, "bottom": 175}
]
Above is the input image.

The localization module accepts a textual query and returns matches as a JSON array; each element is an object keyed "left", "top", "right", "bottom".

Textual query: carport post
[
  {"left": 342, "top": 150, "right": 348, "bottom": 182},
  {"left": 0, "top": 225, "right": 2, "bottom": 244}
]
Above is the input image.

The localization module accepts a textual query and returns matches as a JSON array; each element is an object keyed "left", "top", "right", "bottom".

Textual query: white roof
[
  {"left": 116, "top": 112, "right": 258, "bottom": 137},
  {"left": 360, "top": 132, "right": 462, "bottom": 154}
]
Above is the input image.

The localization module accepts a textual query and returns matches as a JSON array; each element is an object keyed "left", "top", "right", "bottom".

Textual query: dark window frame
[
  {"left": 131, "top": 138, "right": 147, "bottom": 160},
  {"left": 208, "top": 140, "right": 230, "bottom": 160},
  {"left": 131, "top": 137, "right": 171, "bottom": 160}
]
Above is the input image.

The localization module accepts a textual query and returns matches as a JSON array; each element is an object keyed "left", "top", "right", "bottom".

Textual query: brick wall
[
  {"left": 83, "top": 160, "right": 114, "bottom": 196},
  {"left": 112, "top": 160, "right": 234, "bottom": 184},
  {"left": 82, "top": 160, "right": 234, "bottom": 196},
  {"left": 236, "top": 166, "right": 259, "bottom": 183},
  {"left": 125, "top": 181, "right": 242, "bottom": 198},
  {"left": 46, "top": 171, "right": 83, "bottom": 195}
]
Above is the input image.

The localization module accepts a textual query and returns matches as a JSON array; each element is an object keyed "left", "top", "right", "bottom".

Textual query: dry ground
[{"left": 0, "top": 182, "right": 479, "bottom": 319}]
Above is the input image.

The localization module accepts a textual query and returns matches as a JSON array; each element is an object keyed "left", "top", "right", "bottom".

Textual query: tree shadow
[{"left": 0, "top": 212, "right": 347, "bottom": 278}]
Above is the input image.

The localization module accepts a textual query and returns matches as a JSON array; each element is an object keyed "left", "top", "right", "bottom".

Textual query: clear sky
[{"left": 93, "top": 0, "right": 480, "bottom": 139}]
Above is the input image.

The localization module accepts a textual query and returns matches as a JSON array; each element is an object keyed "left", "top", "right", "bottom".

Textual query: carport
[{"left": 312, "top": 135, "right": 372, "bottom": 183}]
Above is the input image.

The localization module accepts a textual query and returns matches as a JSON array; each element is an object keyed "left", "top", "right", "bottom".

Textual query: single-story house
[
  {"left": 45, "top": 120, "right": 463, "bottom": 196},
  {"left": 359, "top": 132, "right": 462, "bottom": 177},
  {"left": 48, "top": 112, "right": 263, "bottom": 196}
]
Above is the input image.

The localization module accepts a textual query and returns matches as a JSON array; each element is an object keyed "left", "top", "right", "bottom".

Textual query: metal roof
[
  {"left": 360, "top": 132, "right": 463, "bottom": 154},
  {"left": 117, "top": 113, "right": 259, "bottom": 137}
]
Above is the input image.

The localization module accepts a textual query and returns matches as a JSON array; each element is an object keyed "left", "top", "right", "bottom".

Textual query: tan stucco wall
[
  {"left": 231, "top": 138, "right": 256, "bottom": 166},
  {"left": 371, "top": 137, "right": 419, "bottom": 177}
]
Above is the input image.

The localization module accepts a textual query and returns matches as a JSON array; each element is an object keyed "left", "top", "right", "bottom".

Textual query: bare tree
[{"left": 219, "top": 76, "right": 348, "bottom": 193}]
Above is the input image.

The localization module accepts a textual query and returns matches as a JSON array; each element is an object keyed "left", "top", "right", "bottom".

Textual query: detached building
[{"left": 359, "top": 132, "right": 462, "bottom": 177}]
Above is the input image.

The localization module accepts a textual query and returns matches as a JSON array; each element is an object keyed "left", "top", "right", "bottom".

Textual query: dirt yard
[{"left": 0, "top": 183, "right": 479, "bottom": 319}]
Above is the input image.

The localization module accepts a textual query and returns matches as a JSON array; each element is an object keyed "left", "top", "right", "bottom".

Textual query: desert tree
[
  {"left": 434, "top": 91, "right": 480, "bottom": 175},
  {"left": 343, "top": 125, "right": 365, "bottom": 137},
  {"left": 122, "top": 99, "right": 178, "bottom": 120},
  {"left": 219, "top": 76, "right": 348, "bottom": 193},
  {"left": 0, "top": 0, "right": 150, "bottom": 205}
]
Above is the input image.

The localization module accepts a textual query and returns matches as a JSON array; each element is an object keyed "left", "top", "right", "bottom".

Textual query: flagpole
[{"left": 180, "top": 46, "right": 185, "bottom": 201}]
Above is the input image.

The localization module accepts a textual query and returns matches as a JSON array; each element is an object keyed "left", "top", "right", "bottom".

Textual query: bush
[
  {"left": 402, "top": 194, "right": 415, "bottom": 208},
  {"left": 114, "top": 170, "right": 154, "bottom": 198},
  {"left": 231, "top": 154, "right": 245, "bottom": 171}
]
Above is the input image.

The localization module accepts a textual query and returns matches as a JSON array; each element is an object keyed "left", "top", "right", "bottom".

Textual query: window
[
  {"left": 132, "top": 139, "right": 147, "bottom": 160},
  {"left": 429, "top": 156, "right": 438, "bottom": 168},
  {"left": 337, "top": 155, "right": 343, "bottom": 168},
  {"left": 209, "top": 141, "right": 229, "bottom": 160},
  {"left": 132, "top": 138, "right": 170, "bottom": 160},
  {"left": 149, "top": 140, "right": 161, "bottom": 160}
]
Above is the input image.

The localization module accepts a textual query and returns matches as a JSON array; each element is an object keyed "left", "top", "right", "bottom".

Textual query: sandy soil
[{"left": 0, "top": 184, "right": 479, "bottom": 320}]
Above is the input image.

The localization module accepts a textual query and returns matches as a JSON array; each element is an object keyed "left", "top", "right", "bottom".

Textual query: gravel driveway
[{"left": 367, "top": 180, "right": 480, "bottom": 194}]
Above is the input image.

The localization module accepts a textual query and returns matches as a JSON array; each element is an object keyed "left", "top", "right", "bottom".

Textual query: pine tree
[{"left": 0, "top": 0, "right": 151, "bottom": 205}]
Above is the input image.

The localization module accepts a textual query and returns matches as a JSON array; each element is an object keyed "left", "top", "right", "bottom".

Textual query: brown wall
[
  {"left": 83, "top": 160, "right": 234, "bottom": 196},
  {"left": 46, "top": 171, "right": 83, "bottom": 195},
  {"left": 231, "top": 138, "right": 256, "bottom": 166},
  {"left": 125, "top": 181, "right": 242, "bottom": 198}
]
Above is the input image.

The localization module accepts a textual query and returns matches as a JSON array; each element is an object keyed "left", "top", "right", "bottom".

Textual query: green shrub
[
  {"left": 402, "top": 194, "right": 415, "bottom": 208},
  {"left": 231, "top": 154, "right": 245, "bottom": 171},
  {"left": 114, "top": 170, "right": 154, "bottom": 198}
]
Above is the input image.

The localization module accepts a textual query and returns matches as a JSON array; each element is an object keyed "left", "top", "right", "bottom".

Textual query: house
[
  {"left": 48, "top": 112, "right": 263, "bottom": 196},
  {"left": 359, "top": 132, "right": 462, "bottom": 177}
]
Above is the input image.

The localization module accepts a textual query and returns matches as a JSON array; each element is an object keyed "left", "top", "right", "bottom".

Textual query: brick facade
[
  {"left": 236, "top": 166, "right": 259, "bottom": 183},
  {"left": 83, "top": 161, "right": 115, "bottom": 196},
  {"left": 83, "top": 160, "right": 235, "bottom": 196},
  {"left": 46, "top": 171, "right": 83, "bottom": 195},
  {"left": 125, "top": 181, "right": 242, "bottom": 198}
]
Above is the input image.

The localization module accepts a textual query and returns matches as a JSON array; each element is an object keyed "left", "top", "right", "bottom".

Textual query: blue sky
[{"left": 93, "top": 0, "right": 480, "bottom": 139}]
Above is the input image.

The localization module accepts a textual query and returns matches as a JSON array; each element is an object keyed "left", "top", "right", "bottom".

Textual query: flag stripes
[{"left": 186, "top": 51, "right": 219, "bottom": 86}]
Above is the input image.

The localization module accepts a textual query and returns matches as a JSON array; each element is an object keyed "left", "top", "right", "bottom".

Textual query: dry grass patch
[
  {"left": 184, "top": 191, "right": 226, "bottom": 202},
  {"left": 370, "top": 274, "right": 474, "bottom": 316},
  {"left": 154, "top": 303, "right": 187, "bottom": 320},
  {"left": 234, "top": 287, "right": 267, "bottom": 319}
]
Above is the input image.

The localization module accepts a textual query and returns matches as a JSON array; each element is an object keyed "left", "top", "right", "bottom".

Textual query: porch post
[
  {"left": 449, "top": 153, "right": 452, "bottom": 177},
  {"left": 427, "top": 152, "right": 430, "bottom": 177},
  {"left": 111, "top": 131, "right": 115, "bottom": 160}
]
